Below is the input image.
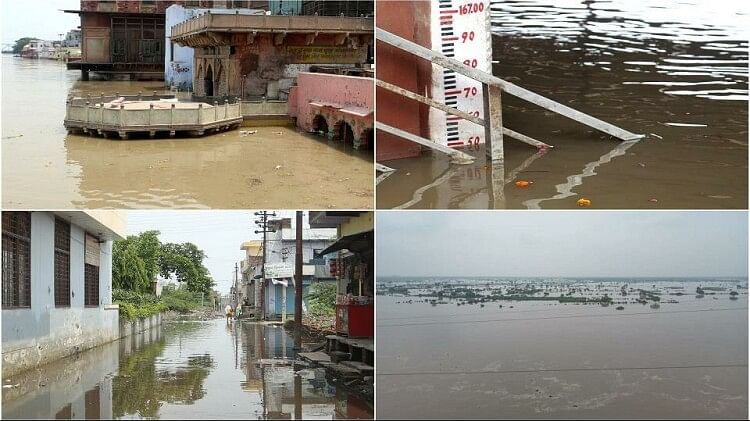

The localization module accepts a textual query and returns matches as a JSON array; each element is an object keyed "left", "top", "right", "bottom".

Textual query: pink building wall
[{"left": 289, "top": 72, "right": 374, "bottom": 149}]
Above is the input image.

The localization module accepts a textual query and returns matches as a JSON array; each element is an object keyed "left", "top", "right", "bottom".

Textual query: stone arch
[
  {"left": 333, "top": 120, "right": 354, "bottom": 144},
  {"left": 215, "top": 62, "right": 225, "bottom": 96},
  {"left": 359, "top": 127, "right": 374, "bottom": 150},
  {"left": 312, "top": 114, "right": 329, "bottom": 135},
  {"left": 204, "top": 63, "right": 214, "bottom": 96},
  {"left": 195, "top": 62, "right": 204, "bottom": 94}
]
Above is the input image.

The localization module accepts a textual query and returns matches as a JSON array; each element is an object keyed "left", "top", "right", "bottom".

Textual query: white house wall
[{"left": 1, "top": 212, "right": 118, "bottom": 378}]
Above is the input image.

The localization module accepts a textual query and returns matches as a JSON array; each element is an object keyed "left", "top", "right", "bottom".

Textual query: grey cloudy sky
[
  {"left": 377, "top": 211, "right": 748, "bottom": 278},
  {"left": 2, "top": 0, "right": 80, "bottom": 44},
  {"left": 126, "top": 210, "right": 300, "bottom": 295}
]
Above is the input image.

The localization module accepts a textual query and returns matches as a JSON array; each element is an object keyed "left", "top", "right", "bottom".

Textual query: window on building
[
  {"left": 55, "top": 404, "right": 72, "bottom": 420},
  {"left": 2, "top": 212, "right": 31, "bottom": 309},
  {"left": 84, "top": 233, "right": 100, "bottom": 307},
  {"left": 84, "top": 386, "right": 101, "bottom": 419},
  {"left": 54, "top": 218, "right": 71, "bottom": 307}
]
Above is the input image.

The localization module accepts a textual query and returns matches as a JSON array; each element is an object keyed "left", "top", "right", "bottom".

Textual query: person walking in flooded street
[{"left": 225, "top": 304, "right": 234, "bottom": 323}]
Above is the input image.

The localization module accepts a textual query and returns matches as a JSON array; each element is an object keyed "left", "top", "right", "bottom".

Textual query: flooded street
[
  {"left": 1, "top": 57, "right": 373, "bottom": 209},
  {"left": 2, "top": 319, "right": 372, "bottom": 419},
  {"left": 377, "top": 0, "right": 748, "bottom": 209},
  {"left": 376, "top": 279, "right": 748, "bottom": 419}
]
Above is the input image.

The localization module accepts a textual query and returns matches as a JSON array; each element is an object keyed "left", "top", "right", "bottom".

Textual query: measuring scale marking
[{"left": 431, "top": 0, "right": 492, "bottom": 148}]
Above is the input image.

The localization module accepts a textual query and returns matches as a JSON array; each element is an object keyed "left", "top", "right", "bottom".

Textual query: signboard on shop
[{"left": 265, "top": 262, "right": 294, "bottom": 278}]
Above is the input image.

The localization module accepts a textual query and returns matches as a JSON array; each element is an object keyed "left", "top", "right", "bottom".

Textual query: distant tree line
[{"left": 12, "top": 37, "right": 34, "bottom": 54}]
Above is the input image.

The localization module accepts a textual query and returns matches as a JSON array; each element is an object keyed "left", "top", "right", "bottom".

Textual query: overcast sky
[
  {"left": 1, "top": 0, "right": 80, "bottom": 44},
  {"left": 377, "top": 211, "right": 748, "bottom": 278},
  {"left": 126, "top": 210, "right": 300, "bottom": 295}
]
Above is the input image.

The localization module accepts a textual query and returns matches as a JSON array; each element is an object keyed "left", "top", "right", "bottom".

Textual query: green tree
[
  {"left": 114, "top": 232, "right": 214, "bottom": 296},
  {"left": 112, "top": 242, "right": 150, "bottom": 292},
  {"left": 112, "top": 230, "right": 162, "bottom": 293},
  {"left": 160, "top": 242, "right": 214, "bottom": 295},
  {"left": 12, "top": 37, "right": 34, "bottom": 54}
]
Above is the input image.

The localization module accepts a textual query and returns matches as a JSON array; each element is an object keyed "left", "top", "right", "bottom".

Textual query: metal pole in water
[{"left": 294, "top": 211, "right": 303, "bottom": 350}]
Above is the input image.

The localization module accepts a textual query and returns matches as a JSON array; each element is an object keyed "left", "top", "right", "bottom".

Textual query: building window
[
  {"left": 84, "top": 386, "right": 101, "bottom": 419},
  {"left": 55, "top": 404, "right": 72, "bottom": 420},
  {"left": 84, "top": 233, "right": 100, "bottom": 307},
  {"left": 54, "top": 218, "right": 71, "bottom": 307},
  {"left": 2, "top": 212, "right": 31, "bottom": 309}
]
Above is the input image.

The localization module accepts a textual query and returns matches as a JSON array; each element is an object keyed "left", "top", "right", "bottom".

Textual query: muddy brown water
[
  {"left": 1, "top": 319, "right": 372, "bottom": 419},
  {"left": 376, "top": 280, "right": 748, "bottom": 419},
  {"left": 377, "top": 0, "right": 748, "bottom": 209},
  {"left": 1, "top": 57, "right": 373, "bottom": 209}
]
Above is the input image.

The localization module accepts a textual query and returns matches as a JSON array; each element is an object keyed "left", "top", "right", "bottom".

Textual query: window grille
[{"left": 2, "top": 212, "right": 31, "bottom": 308}]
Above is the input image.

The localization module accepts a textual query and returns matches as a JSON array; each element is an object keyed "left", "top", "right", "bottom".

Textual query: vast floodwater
[
  {"left": 377, "top": 0, "right": 748, "bottom": 209},
  {"left": 2, "top": 320, "right": 372, "bottom": 419},
  {"left": 376, "top": 279, "right": 748, "bottom": 419},
  {"left": 1, "top": 56, "right": 373, "bottom": 209}
]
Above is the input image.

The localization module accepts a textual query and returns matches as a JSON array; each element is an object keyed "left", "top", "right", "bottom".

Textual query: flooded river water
[
  {"left": 376, "top": 279, "right": 748, "bottom": 419},
  {"left": 1, "top": 57, "right": 373, "bottom": 209},
  {"left": 377, "top": 0, "right": 748, "bottom": 209},
  {"left": 2, "top": 319, "right": 372, "bottom": 419}
]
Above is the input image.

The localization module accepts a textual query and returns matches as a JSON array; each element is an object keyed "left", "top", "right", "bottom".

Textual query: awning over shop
[{"left": 317, "top": 230, "right": 373, "bottom": 256}]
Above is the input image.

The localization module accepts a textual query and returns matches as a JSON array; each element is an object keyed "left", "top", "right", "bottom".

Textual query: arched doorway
[
  {"left": 360, "top": 128, "right": 374, "bottom": 150},
  {"left": 334, "top": 120, "right": 354, "bottom": 144},
  {"left": 312, "top": 115, "right": 328, "bottom": 135},
  {"left": 204, "top": 65, "right": 214, "bottom": 97}
]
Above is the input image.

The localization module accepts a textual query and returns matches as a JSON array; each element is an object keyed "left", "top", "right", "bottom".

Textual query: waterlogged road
[
  {"left": 1, "top": 57, "right": 373, "bottom": 209},
  {"left": 377, "top": 0, "right": 748, "bottom": 209},
  {"left": 1, "top": 319, "right": 372, "bottom": 419}
]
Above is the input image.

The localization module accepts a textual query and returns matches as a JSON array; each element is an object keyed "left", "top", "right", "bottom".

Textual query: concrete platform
[
  {"left": 325, "top": 363, "right": 361, "bottom": 380},
  {"left": 342, "top": 360, "right": 374, "bottom": 376},
  {"left": 64, "top": 94, "right": 243, "bottom": 140},
  {"left": 298, "top": 351, "right": 331, "bottom": 364}
]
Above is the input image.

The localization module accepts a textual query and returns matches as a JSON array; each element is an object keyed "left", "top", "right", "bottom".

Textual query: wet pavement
[
  {"left": 2, "top": 319, "right": 373, "bottom": 419},
  {"left": 377, "top": 0, "right": 748, "bottom": 209},
  {"left": 1, "top": 57, "right": 373, "bottom": 209},
  {"left": 376, "top": 278, "right": 748, "bottom": 419}
]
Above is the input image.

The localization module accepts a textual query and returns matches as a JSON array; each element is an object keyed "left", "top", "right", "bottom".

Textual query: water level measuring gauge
[{"left": 430, "top": 0, "right": 492, "bottom": 148}]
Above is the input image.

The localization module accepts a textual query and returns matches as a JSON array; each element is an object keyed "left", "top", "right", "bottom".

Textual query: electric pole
[
  {"left": 234, "top": 262, "right": 239, "bottom": 310},
  {"left": 294, "top": 211, "right": 303, "bottom": 350},
  {"left": 254, "top": 211, "right": 276, "bottom": 321}
]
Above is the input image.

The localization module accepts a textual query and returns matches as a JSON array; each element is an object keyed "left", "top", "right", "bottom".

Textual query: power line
[
  {"left": 378, "top": 307, "right": 748, "bottom": 328},
  {"left": 377, "top": 363, "right": 749, "bottom": 377}
]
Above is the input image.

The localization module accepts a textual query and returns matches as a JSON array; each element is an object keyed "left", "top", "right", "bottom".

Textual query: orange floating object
[
  {"left": 577, "top": 198, "right": 592, "bottom": 207},
  {"left": 515, "top": 180, "right": 531, "bottom": 188}
]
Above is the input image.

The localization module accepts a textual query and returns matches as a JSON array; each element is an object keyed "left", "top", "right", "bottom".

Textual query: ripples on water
[{"left": 491, "top": 0, "right": 749, "bottom": 100}]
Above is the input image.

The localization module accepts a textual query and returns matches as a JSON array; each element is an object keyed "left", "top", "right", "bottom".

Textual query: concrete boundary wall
[{"left": 118, "top": 313, "right": 163, "bottom": 339}]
